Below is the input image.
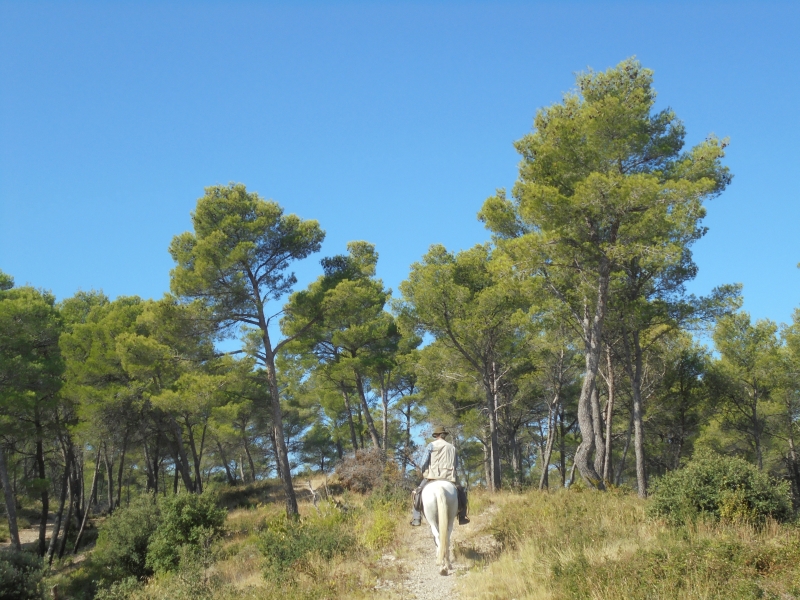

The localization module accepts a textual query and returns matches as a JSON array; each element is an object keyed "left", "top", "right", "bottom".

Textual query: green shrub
[
  {"left": 257, "top": 510, "right": 355, "bottom": 582},
  {"left": 92, "top": 495, "right": 161, "bottom": 582},
  {"left": 0, "top": 551, "right": 45, "bottom": 600},
  {"left": 145, "top": 492, "right": 226, "bottom": 574},
  {"left": 94, "top": 577, "right": 142, "bottom": 600},
  {"left": 363, "top": 508, "right": 396, "bottom": 550},
  {"left": 648, "top": 451, "right": 793, "bottom": 525}
]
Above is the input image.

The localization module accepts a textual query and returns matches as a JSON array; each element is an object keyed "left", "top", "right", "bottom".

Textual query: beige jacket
[{"left": 422, "top": 437, "right": 457, "bottom": 483}]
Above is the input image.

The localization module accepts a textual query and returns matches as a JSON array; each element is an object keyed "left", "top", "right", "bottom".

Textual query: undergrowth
[{"left": 459, "top": 487, "right": 800, "bottom": 600}]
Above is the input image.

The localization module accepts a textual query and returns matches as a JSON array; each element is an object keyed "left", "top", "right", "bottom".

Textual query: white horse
[{"left": 420, "top": 480, "right": 459, "bottom": 575}]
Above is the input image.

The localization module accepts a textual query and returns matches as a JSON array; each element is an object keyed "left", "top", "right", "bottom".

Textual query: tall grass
[{"left": 459, "top": 487, "right": 800, "bottom": 600}]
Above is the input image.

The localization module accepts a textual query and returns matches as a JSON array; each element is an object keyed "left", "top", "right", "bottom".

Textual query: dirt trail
[
  {"left": 0, "top": 524, "right": 52, "bottom": 551},
  {"left": 372, "top": 501, "right": 499, "bottom": 600},
  {"left": 373, "top": 517, "right": 467, "bottom": 599}
]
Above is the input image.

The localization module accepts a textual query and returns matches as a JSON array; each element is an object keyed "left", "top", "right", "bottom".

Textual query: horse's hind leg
[{"left": 446, "top": 520, "right": 454, "bottom": 569}]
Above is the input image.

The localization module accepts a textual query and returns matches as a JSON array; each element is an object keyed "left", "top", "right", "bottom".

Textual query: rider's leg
[
  {"left": 457, "top": 485, "right": 470, "bottom": 525},
  {"left": 410, "top": 479, "right": 430, "bottom": 526}
]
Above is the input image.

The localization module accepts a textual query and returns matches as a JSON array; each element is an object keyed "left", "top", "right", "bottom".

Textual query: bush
[
  {"left": 145, "top": 492, "right": 226, "bottom": 574},
  {"left": 363, "top": 508, "right": 396, "bottom": 550},
  {"left": 92, "top": 495, "right": 162, "bottom": 582},
  {"left": 335, "top": 448, "right": 386, "bottom": 493},
  {"left": 648, "top": 451, "right": 793, "bottom": 525},
  {"left": 0, "top": 551, "right": 44, "bottom": 600},
  {"left": 257, "top": 510, "right": 355, "bottom": 582}
]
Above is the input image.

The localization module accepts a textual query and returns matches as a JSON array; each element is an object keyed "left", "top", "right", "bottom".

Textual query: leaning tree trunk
[
  {"left": 168, "top": 417, "right": 195, "bottom": 492},
  {"left": 47, "top": 453, "right": 71, "bottom": 565},
  {"left": 539, "top": 402, "right": 558, "bottom": 490},
  {"left": 355, "top": 375, "right": 382, "bottom": 450},
  {"left": 57, "top": 480, "right": 76, "bottom": 558},
  {"left": 0, "top": 446, "right": 21, "bottom": 551},
  {"left": 74, "top": 447, "right": 101, "bottom": 553}
]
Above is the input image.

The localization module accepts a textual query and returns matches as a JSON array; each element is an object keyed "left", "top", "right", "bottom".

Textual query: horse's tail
[{"left": 436, "top": 483, "right": 449, "bottom": 566}]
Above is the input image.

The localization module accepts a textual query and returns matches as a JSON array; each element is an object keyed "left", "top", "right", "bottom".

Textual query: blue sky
[{"left": 1, "top": 1, "right": 798, "bottom": 329}]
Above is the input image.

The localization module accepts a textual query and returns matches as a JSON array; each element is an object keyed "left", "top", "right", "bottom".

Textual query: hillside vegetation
[{"left": 21, "top": 460, "right": 799, "bottom": 600}]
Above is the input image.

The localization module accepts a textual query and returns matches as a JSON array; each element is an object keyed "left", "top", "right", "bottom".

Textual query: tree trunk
[
  {"left": 244, "top": 438, "right": 257, "bottom": 483},
  {"left": 381, "top": 384, "right": 390, "bottom": 456},
  {"left": 341, "top": 389, "right": 359, "bottom": 451},
  {"left": 539, "top": 405, "right": 557, "bottom": 491},
  {"left": 356, "top": 403, "right": 365, "bottom": 448},
  {"left": 591, "top": 383, "right": 606, "bottom": 477},
  {"left": 73, "top": 448, "right": 101, "bottom": 553},
  {"left": 35, "top": 422, "right": 49, "bottom": 557},
  {"left": 510, "top": 430, "right": 520, "bottom": 487},
  {"left": 261, "top": 332, "right": 298, "bottom": 517},
  {"left": 116, "top": 430, "right": 129, "bottom": 507},
  {"left": 268, "top": 428, "right": 282, "bottom": 481},
  {"left": 622, "top": 329, "right": 647, "bottom": 497},
  {"left": 602, "top": 347, "right": 615, "bottom": 483},
  {"left": 482, "top": 438, "right": 491, "bottom": 490},
  {"left": 558, "top": 408, "right": 567, "bottom": 487},
  {"left": 168, "top": 417, "right": 195, "bottom": 492},
  {"left": 335, "top": 439, "right": 343, "bottom": 460},
  {"left": 0, "top": 446, "right": 21, "bottom": 550},
  {"left": 615, "top": 406, "right": 634, "bottom": 486},
  {"left": 57, "top": 480, "right": 76, "bottom": 558},
  {"left": 216, "top": 441, "right": 236, "bottom": 486},
  {"left": 103, "top": 445, "right": 114, "bottom": 513},
  {"left": 573, "top": 261, "right": 610, "bottom": 490},
  {"left": 142, "top": 437, "right": 157, "bottom": 493},
  {"left": 185, "top": 419, "right": 203, "bottom": 493},
  {"left": 485, "top": 363, "right": 502, "bottom": 492},
  {"left": 355, "top": 375, "right": 382, "bottom": 450},
  {"left": 47, "top": 454, "right": 71, "bottom": 565}
]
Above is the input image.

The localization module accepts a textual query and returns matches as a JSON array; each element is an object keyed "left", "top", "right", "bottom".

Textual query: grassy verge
[{"left": 457, "top": 487, "right": 800, "bottom": 600}]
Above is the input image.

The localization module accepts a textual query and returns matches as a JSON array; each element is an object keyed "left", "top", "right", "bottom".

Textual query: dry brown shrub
[{"left": 334, "top": 448, "right": 386, "bottom": 493}]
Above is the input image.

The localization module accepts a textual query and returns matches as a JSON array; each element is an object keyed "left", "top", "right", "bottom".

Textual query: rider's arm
[{"left": 419, "top": 443, "right": 433, "bottom": 474}]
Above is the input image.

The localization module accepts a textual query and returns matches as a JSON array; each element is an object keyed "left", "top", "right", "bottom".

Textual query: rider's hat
[{"left": 432, "top": 425, "right": 449, "bottom": 436}]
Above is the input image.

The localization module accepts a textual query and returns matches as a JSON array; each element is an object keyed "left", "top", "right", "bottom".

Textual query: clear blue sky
[{"left": 2, "top": 1, "right": 798, "bottom": 327}]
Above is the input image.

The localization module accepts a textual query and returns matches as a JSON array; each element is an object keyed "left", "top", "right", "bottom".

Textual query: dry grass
[{"left": 456, "top": 487, "right": 800, "bottom": 600}]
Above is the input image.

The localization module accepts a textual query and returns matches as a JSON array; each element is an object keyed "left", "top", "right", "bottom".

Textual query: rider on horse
[{"left": 410, "top": 425, "right": 469, "bottom": 526}]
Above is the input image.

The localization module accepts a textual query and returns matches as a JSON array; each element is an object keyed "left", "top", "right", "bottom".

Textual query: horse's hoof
[{"left": 439, "top": 566, "right": 449, "bottom": 576}]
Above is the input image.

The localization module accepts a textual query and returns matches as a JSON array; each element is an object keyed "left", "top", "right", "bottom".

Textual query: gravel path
[{"left": 373, "top": 518, "right": 470, "bottom": 600}]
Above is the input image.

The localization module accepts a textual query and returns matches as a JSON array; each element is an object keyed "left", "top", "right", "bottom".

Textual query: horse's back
[
  {"left": 422, "top": 479, "right": 458, "bottom": 499},
  {"left": 421, "top": 479, "right": 459, "bottom": 519}
]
